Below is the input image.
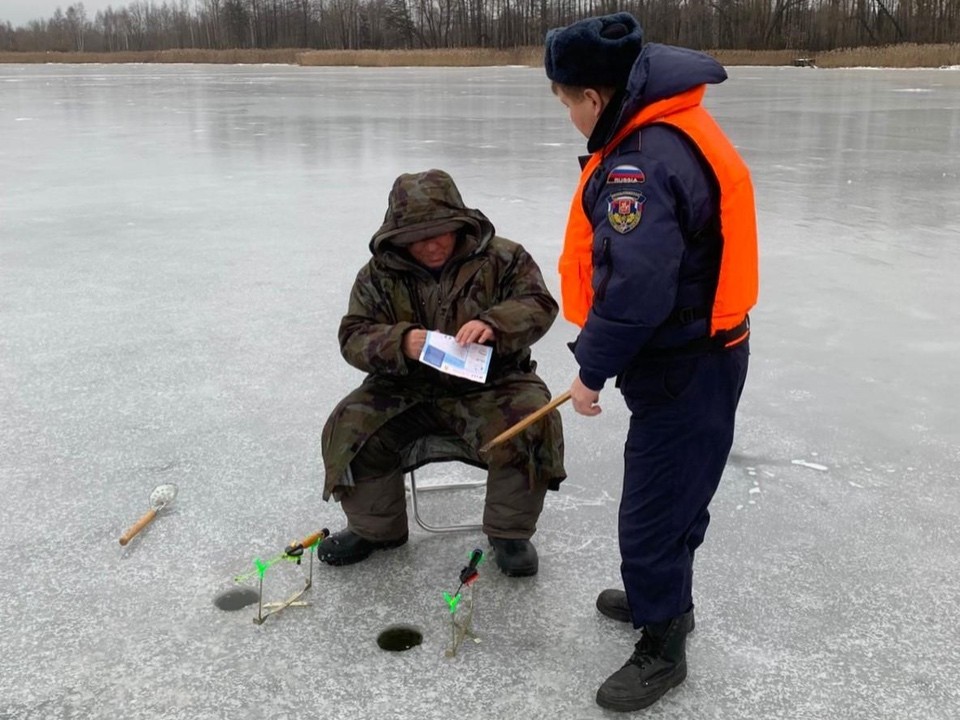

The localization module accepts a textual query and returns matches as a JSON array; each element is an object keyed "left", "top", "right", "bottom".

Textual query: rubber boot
[
  {"left": 317, "top": 528, "right": 408, "bottom": 566},
  {"left": 488, "top": 537, "right": 538, "bottom": 577}
]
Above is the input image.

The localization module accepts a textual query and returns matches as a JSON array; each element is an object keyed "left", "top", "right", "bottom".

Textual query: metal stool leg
[{"left": 407, "top": 469, "right": 484, "bottom": 534}]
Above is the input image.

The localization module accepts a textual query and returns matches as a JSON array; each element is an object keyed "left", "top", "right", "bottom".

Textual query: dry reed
[
  {"left": 0, "top": 48, "right": 306, "bottom": 64},
  {"left": 813, "top": 43, "right": 960, "bottom": 68},
  {"left": 296, "top": 47, "right": 542, "bottom": 66},
  {"left": 709, "top": 49, "right": 801, "bottom": 66},
  {"left": 1, "top": 44, "right": 958, "bottom": 68},
  {"left": 711, "top": 43, "right": 960, "bottom": 68}
]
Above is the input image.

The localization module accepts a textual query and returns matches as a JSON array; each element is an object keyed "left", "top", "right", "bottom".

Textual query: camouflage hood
[{"left": 370, "top": 169, "right": 495, "bottom": 255}]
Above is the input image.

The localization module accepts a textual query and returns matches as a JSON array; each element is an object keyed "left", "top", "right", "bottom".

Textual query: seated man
[{"left": 319, "top": 169, "right": 566, "bottom": 576}]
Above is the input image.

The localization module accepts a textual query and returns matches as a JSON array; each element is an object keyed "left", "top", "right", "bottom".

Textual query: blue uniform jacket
[{"left": 575, "top": 44, "right": 730, "bottom": 391}]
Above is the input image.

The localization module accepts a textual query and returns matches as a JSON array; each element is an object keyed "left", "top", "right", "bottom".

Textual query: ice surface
[{"left": 1, "top": 64, "right": 959, "bottom": 719}]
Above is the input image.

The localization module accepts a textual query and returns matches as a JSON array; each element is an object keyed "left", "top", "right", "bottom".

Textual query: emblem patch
[
  {"left": 607, "top": 164, "right": 646, "bottom": 184},
  {"left": 607, "top": 191, "right": 645, "bottom": 234}
]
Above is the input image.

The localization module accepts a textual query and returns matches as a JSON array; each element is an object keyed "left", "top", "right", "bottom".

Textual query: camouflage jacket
[{"left": 322, "top": 171, "right": 566, "bottom": 499}]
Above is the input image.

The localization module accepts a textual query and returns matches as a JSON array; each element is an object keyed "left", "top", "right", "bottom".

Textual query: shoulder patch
[
  {"left": 606, "top": 164, "right": 646, "bottom": 185},
  {"left": 607, "top": 191, "right": 645, "bottom": 234}
]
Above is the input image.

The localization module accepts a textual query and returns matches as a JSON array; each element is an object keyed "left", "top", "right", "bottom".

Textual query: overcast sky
[{"left": 1, "top": 1, "right": 118, "bottom": 26}]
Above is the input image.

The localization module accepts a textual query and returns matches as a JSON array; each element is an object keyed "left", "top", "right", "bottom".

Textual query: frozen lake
[{"left": 1, "top": 63, "right": 959, "bottom": 719}]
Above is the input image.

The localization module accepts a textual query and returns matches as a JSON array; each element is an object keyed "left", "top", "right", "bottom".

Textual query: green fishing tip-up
[
  {"left": 233, "top": 528, "right": 330, "bottom": 583},
  {"left": 231, "top": 528, "right": 331, "bottom": 626},
  {"left": 443, "top": 547, "right": 484, "bottom": 613}
]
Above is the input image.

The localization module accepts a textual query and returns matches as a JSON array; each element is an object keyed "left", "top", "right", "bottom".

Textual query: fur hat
[{"left": 544, "top": 12, "right": 644, "bottom": 89}]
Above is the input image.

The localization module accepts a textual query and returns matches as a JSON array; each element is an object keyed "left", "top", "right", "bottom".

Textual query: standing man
[
  {"left": 544, "top": 12, "right": 758, "bottom": 711},
  {"left": 319, "top": 169, "right": 565, "bottom": 577}
]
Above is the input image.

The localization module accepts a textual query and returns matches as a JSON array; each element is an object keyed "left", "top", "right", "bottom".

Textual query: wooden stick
[
  {"left": 119, "top": 508, "right": 158, "bottom": 546},
  {"left": 479, "top": 391, "right": 571, "bottom": 455}
]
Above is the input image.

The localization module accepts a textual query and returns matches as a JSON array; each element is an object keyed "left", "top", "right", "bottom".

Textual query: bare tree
[{"left": 65, "top": 3, "right": 88, "bottom": 50}]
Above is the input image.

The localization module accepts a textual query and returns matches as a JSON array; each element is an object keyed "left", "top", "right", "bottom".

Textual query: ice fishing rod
[
  {"left": 443, "top": 548, "right": 485, "bottom": 657},
  {"left": 443, "top": 547, "right": 484, "bottom": 613},
  {"left": 479, "top": 391, "right": 571, "bottom": 455},
  {"left": 234, "top": 528, "right": 331, "bottom": 625},
  {"left": 233, "top": 528, "right": 331, "bottom": 583},
  {"left": 284, "top": 529, "right": 330, "bottom": 562}
]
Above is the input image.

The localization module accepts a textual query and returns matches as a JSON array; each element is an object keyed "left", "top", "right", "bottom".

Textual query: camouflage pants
[{"left": 342, "top": 403, "right": 547, "bottom": 541}]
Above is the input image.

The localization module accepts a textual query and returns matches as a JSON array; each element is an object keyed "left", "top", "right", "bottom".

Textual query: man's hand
[
  {"left": 455, "top": 320, "right": 495, "bottom": 346},
  {"left": 570, "top": 375, "right": 601, "bottom": 416},
  {"left": 402, "top": 328, "right": 427, "bottom": 359}
]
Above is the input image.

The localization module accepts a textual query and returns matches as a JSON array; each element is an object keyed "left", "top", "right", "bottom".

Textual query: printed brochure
[{"left": 418, "top": 331, "right": 492, "bottom": 384}]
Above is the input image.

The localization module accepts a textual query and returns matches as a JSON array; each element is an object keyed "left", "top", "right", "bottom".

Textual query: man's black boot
[
  {"left": 317, "top": 528, "right": 408, "bottom": 566},
  {"left": 596, "top": 589, "right": 632, "bottom": 623},
  {"left": 596, "top": 590, "right": 696, "bottom": 633},
  {"left": 488, "top": 537, "right": 538, "bottom": 577},
  {"left": 595, "top": 609, "right": 692, "bottom": 712}
]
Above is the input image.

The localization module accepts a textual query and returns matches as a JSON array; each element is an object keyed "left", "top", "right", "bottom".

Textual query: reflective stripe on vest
[{"left": 558, "top": 85, "right": 759, "bottom": 334}]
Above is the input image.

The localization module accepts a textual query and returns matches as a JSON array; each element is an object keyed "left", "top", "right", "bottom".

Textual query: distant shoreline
[{"left": 1, "top": 44, "right": 958, "bottom": 69}]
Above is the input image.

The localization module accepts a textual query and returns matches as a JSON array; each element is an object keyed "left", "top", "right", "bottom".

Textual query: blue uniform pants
[{"left": 618, "top": 342, "right": 749, "bottom": 627}]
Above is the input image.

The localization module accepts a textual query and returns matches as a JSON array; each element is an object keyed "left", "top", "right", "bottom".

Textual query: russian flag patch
[{"left": 607, "top": 164, "right": 646, "bottom": 185}]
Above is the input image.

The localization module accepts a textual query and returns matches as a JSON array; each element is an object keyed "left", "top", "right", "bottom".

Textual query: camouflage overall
[{"left": 321, "top": 170, "right": 566, "bottom": 540}]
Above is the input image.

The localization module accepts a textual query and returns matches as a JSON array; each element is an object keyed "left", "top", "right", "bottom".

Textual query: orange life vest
[{"left": 559, "top": 85, "right": 758, "bottom": 343}]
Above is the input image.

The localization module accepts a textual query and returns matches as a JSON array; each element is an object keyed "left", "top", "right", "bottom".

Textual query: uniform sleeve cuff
[{"left": 579, "top": 369, "right": 606, "bottom": 392}]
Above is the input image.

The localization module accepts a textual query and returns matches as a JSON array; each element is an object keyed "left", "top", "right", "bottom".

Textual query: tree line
[{"left": 1, "top": 0, "right": 957, "bottom": 54}]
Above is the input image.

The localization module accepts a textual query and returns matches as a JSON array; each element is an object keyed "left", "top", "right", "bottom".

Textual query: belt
[{"left": 639, "top": 315, "right": 750, "bottom": 359}]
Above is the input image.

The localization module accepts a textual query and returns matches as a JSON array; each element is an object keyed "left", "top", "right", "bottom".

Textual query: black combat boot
[
  {"left": 488, "top": 537, "right": 538, "bottom": 577},
  {"left": 596, "top": 590, "right": 696, "bottom": 633},
  {"left": 595, "top": 609, "right": 693, "bottom": 712},
  {"left": 317, "top": 528, "right": 408, "bottom": 566},
  {"left": 596, "top": 589, "right": 632, "bottom": 623}
]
